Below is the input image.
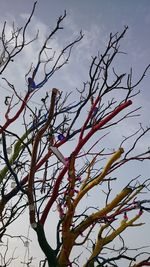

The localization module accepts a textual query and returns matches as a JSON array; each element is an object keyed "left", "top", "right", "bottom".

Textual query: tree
[{"left": 0, "top": 2, "right": 150, "bottom": 267}]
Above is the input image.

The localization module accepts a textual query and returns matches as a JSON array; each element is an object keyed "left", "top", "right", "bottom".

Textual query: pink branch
[{"left": 104, "top": 204, "right": 141, "bottom": 221}]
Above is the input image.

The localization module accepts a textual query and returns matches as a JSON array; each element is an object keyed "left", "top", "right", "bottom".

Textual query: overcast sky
[
  {"left": 0, "top": 1, "right": 150, "bottom": 267},
  {"left": 0, "top": 0, "right": 150, "bottom": 118}
]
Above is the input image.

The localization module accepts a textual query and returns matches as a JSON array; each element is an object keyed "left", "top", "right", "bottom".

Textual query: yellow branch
[
  {"left": 85, "top": 212, "right": 143, "bottom": 266},
  {"left": 103, "top": 213, "right": 143, "bottom": 245},
  {"left": 80, "top": 156, "right": 97, "bottom": 190},
  {"left": 0, "top": 130, "right": 31, "bottom": 183},
  {"left": 75, "top": 186, "right": 132, "bottom": 236},
  {"left": 115, "top": 185, "right": 144, "bottom": 213},
  {"left": 74, "top": 148, "right": 124, "bottom": 208}
]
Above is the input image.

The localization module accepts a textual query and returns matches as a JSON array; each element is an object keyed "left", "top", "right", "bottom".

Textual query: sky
[{"left": 0, "top": 1, "right": 150, "bottom": 266}]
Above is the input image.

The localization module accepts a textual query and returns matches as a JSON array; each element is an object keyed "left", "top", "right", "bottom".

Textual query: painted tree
[{"left": 0, "top": 2, "right": 150, "bottom": 267}]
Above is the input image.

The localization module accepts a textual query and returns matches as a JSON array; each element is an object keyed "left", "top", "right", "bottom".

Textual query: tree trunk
[{"left": 35, "top": 223, "right": 59, "bottom": 267}]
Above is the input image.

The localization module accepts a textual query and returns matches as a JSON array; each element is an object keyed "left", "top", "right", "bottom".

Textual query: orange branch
[{"left": 28, "top": 88, "right": 58, "bottom": 227}]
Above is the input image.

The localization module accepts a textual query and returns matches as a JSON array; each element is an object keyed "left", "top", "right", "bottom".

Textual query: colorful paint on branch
[{"left": 0, "top": 3, "right": 150, "bottom": 267}]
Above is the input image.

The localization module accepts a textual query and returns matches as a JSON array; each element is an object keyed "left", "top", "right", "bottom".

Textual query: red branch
[
  {"left": 39, "top": 100, "right": 133, "bottom": 226},
  {"left": 0, "top": 92, "right": 30, "bottom": 133},
  {"left": 79, "top": 95, "right": 100, "bottom": 140},
  {"left": 136, "top": 261, "right": 150, "bottom": 267},
  {"left": 40, "top": 166, "right": 68, "bottom": 225},
  {"left": 5, "top": 100, "right": 132, "bottom": 226},
  {"left": 75, "top": 100, "right": 132, "bottom": 155}
]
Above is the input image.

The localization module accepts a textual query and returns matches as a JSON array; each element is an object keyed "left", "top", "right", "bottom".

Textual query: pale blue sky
[{"left": 0, "top": 1, "right": 150, "bottom": 266}]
